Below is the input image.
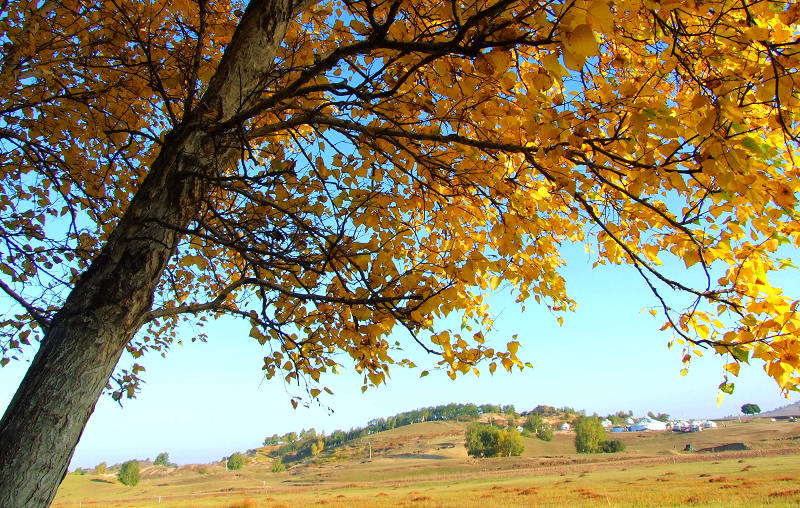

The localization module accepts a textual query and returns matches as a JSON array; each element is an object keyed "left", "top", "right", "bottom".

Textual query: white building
[{"left": 628, "top": 417, "right": 668, "bottom": 432}]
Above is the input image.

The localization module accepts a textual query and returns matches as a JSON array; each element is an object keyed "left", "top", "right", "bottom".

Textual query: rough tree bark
[{"left": 0, "top": 0, "right": 307, "bottom": 505}]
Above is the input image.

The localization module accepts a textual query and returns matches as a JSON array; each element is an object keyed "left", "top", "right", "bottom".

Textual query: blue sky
[{"left": 0, "top": 242, "right": 793, "bottom": 469}]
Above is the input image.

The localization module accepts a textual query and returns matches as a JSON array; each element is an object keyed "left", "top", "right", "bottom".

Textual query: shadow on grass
[{"left": 90, "top": 479, "right": 115, "bottom": 484}]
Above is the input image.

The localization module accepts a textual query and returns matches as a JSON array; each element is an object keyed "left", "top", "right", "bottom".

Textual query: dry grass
[{"left": 51, "top": 419, "right": 800, "bottom": 507}]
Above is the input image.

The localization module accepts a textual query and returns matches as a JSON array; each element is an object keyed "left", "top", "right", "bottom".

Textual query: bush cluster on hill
[
  {"left": 464, "top": 423, "right": 524, "bottom": 458},
  {"left": 523, "top": 414, "right": 554, "bottom": 441},
  {"left": 118, "top": 460, "right": 140, "bottom": 487},
  {"left": 227, "top": 453, "right": 244, "bottom": 470},
  {"left": 574, "top": 416, "right": 625, "bottom": 454}
]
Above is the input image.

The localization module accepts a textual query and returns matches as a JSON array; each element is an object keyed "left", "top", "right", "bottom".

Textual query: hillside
[
  {"left": 760, "top": 401, "right": 800, "bottom": 418},
  {"left": 52, "top": 418, "right": 800, "bottom": 507}
]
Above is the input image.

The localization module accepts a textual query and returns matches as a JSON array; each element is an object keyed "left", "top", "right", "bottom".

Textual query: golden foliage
[{"left": 1, "top": 0, "right": 800, "bottom": 399}]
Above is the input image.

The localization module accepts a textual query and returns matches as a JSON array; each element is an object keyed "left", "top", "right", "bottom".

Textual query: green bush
[
  {"left": 227, "top": 452, "right": 244, "bottom": 470},
  {"left": 118, "top": 460, "right": 140, "bottom": 486},
  {"left": 465, "top": 423, "right": 524, "bottom": 458},
  {"left": 465, "top": 422, "right": 500, "bottom": 457},
  {"left": 95, "top": 462, "right": 106, "bottom": 475},
  {"left": 524, "top": 414, "right": 554, "bottom": 441},
  {"left": 271, "top": 460, "right": 286, "bottom": 473},
  {"left": 73, "top": 468, "right": 85, "bottom": 475},
  {"left": 537, "top": 423, "right": 554, "bottom": 441},
  {"left": 601, "top": 439, "right": 625, "bottom": 453},
  {"left": 153, "top": 452, "right": 169, "bottom": 466},
  {"left": 574, "top": 416, "right": 606, "bottom": 453}
]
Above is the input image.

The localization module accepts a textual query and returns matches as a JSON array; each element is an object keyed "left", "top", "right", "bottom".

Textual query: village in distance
[{"left": 53, "top": 400, "right": 800, "bottom": 507}]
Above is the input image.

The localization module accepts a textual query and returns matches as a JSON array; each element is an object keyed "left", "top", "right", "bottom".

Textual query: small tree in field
[
  {"left": 271, "top": 459, "right": 286, "bottom": 473},
  {"left": 465, "top": 423, "right": 524, "bottom": 458},
  {"left": 601, "top": 439, "right": 626, "bottom": 453},
  {"left": 118, "top": 460, "right": 140, "bottom": 487},
  {"left": 227, "top": 453, "right": 245, "bottom": 470},
  {"left": 95, "top": 462, "right": 106, "bottom": 475},
  {"left": 153, "top": 452, "right": 169, "bottom": 467},
  {"left": 497, "top": 428, "right": 525, "bottom": 457},
  {"left": 741, "top": 403, "right": 762, "bottom": 415},
  {"left": 574, "top": 417, "right": 606, "bottom": 453},
  {"left": 465, "top": 423, "right": 500, "bottom": 458},
  {"left": 524, "top": 414, "right": 554, "bottom": 441}
]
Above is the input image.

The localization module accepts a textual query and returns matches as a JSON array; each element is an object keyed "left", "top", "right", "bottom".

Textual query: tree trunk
[{"left": 0, "top": 0, "right": 302, "bottom": 504}]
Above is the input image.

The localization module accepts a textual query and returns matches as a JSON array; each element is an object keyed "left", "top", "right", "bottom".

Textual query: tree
[
  {"left": 523, "top": 413, "right": 553, "bottom": 441},
  {"left": 741, "top": 403, "right": 762, "bottom": 415},
  {"left": 496, "top": 427, "right": 525, "bottom": 456},
  {"left": 118, "top": 460, "right": 140, "bottom": 487},
  {"left": 311, "top": 438, "right": 325, "bottom": 456},
  {"left": 95, "top": 462, "right": 107, "bottom": 475},
  {"left": 154, "top": 452, "right": 170, "bottom": 467},
  {"left": 465, "top": 422, "right": 524, "bottom": 457},
  {"left": 465, "top": 422, "right": 500, "bottom": 458},
  {"left": 601, "top": 439, "right": 625, "bottom": 453},
  {"left": 536, "top": 423, "right": 554, "bottom": 442},
  {"left": 647, "top": 412, "right": 669, "bottom": 422},
  {"left": 2, "top": 0, "right": 800, "bottom": 504},
  {"left": 227, "top": 453, "right": 245, "bottom": 470},
  {"left": 574, "top": 416, "right": 606, "bottom": 453},
  {"left": 271, "top": 459, "right": 286, "bottom": 473}
]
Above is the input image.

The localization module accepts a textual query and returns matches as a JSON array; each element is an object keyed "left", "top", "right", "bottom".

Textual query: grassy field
[{"left": 52, "top": 419, "right": 800, "bottom": 507}]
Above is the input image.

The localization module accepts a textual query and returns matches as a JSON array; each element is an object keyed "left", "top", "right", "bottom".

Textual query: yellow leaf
[
  {"left": 724, "top": 362, "right": 740, "bottom": 376},
  {"left": 507, "top": 341, "right": 519, "bottom": 356},
  {"left": 684, "top": 250, "right": 701, "bottom": 269},
  {"left": 562, "top": 49, "right": 586, "bottom": 72},
  {"left": 588, "top": 1, "right": 613, "bottom": 33},
  {"left": 564, "top": 24, "right": 598, "bottom": 58}
]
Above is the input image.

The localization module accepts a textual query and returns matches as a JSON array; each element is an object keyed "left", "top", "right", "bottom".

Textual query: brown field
[{"left": 52, "top": 419, "right": 800, "bottom": 507}]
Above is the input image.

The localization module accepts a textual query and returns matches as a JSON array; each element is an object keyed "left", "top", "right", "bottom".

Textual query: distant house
[
  {"left": 560, "top": 423, "right": 571, "bottom": 431},
  {"left": 601, "top": 419, "right": 613, "bottom": 428},
  {"left": 629, "top": 417, "right": 667, "bottom": 432},
  {"left": 625, "top": 417, "right": 635, "bottom": 425}
]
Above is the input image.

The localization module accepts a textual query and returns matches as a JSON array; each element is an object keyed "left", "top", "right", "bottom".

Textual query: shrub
[
  {"left": 271, "top": 460, "right": 286, "bottom": 473},
  {"left": 153, "top": 452, "right": 169, "bottom": 467},
  {"left": 601, "top": 439, "right": 626, "bottom": 453},
  {"left": 227, "top": 453, "right": 244, "bottom": 470},
  {"left": 537, "top": 423, "right": 554, "bottom": 441},
  {"left": 497, "top": 428, "right": 524, "bottom": 456},
  {"left": 465, "top": 422, "right": 500, "bottom": 457},
  {"left": 118, "top": 460, "right": 140, "bottom": 486},
  {"left": 524, "top": 414, "right": 554, "bottom": 441},
  {"left": 465, "top": 423, "right": 524, "bottom": 457},
  {"left": 574, "top": 416, "right": 606, "bottom": 453},
  {"left": 95, "top": 462, "right": 106, "bottom": 475},
  {"left": 741, "top": 403, "right": 761, "bottom": 415},
  {"left": 73, "top": 468, "right": 85, "bottom": 475}
]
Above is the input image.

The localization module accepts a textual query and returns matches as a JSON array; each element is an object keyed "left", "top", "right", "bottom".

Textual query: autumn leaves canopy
[{"left": 2, "top": 0, "right": 800, "bottom": 401}]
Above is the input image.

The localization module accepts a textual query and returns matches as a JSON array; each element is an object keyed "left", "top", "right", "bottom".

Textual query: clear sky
[{"left": 0, "top": 243, "right": 794, "bottom": 469}]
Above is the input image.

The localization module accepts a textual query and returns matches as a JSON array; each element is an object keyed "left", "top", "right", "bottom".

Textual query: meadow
[{"left": 52, "top": 419, "right": 800, "bottom": 507}]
